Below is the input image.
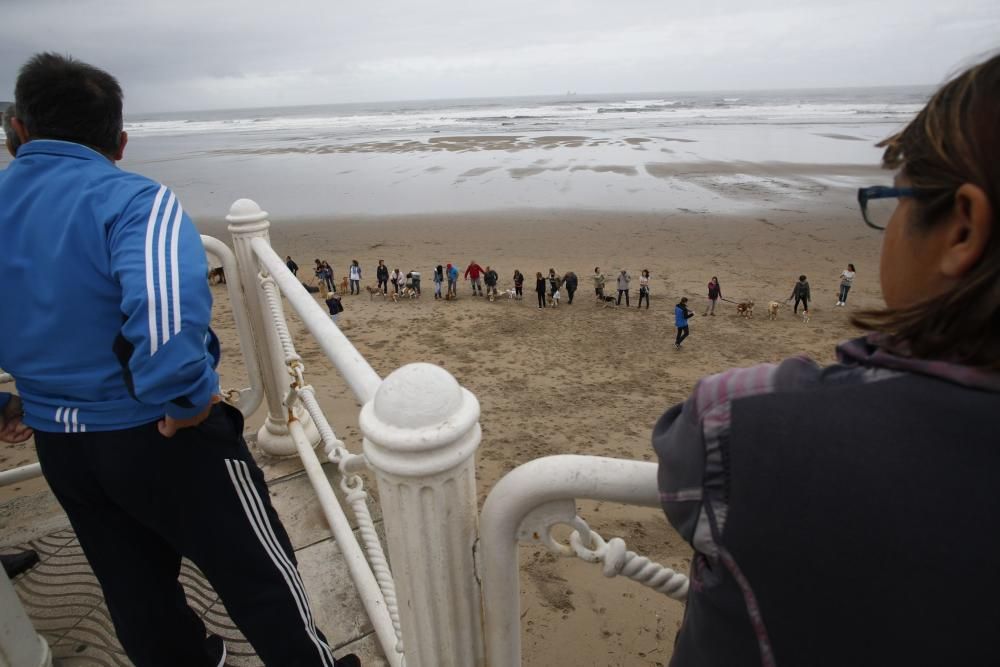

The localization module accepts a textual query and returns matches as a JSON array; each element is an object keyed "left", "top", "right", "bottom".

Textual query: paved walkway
[{"left": 2, "top": 436, "right": 389, "bottom": 666}]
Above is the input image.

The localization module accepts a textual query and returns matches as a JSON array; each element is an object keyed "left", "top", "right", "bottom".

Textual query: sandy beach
[{"left": 1, "top": 141, "right": 887, "bottom": 664}]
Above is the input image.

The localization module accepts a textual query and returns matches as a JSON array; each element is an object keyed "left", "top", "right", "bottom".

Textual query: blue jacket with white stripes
[{"left": 0, "top": 140, "right": 219, "bottom": 433}]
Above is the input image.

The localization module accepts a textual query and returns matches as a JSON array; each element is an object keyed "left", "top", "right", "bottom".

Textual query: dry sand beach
[{"left": 1, "top": 119, "right": 891, "bottom": 664}]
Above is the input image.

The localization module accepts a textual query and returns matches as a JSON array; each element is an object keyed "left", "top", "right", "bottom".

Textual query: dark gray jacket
[{"left": 654, "top": 336, "right": 1000, "bottom": 666}]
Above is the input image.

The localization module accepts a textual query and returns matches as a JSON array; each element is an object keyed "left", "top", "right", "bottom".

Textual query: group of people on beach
[{"left": 289, "top": 254, "right": 860, "bottom": 349}]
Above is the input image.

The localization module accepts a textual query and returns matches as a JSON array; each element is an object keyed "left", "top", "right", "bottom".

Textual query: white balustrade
[
  {"left": 201, "top": 235, "right": 264, "bottom": 418},
  {"left": 360, "top": 363, "right": 485, "bottom": 667},
  {"left": 226, "top": 199, "right": 319, "bottom": 455}
]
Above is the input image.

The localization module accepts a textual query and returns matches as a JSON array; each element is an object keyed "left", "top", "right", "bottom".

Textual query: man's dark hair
[{"left": 14, "top": 52, "right": 123, "bottom": 156}]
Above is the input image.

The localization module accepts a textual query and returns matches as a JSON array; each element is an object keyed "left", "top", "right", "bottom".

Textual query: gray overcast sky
[{"left": 1, "top": 0, "right": 997, "bottom": 113}]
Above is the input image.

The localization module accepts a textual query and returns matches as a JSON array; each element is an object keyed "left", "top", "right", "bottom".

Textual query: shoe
[
  {"left": 205, "top": 634, "right": 227, "bottom": 667},
  {"left": 1, "top": 550, "right": 40, "bottom": 578},
  {"left": 335, "top": 654, "right": 362, "bottom": 667}
]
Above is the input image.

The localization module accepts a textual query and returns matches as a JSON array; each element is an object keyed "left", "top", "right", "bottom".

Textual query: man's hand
[
  {"left": 0, "top": 396, "right": 33, "bottom": 444},
  {"left": 158, "top": 395, "right": 222, "bottom": 438}
]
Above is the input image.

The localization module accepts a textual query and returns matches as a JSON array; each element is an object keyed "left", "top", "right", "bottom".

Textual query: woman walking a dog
[
  {"left": 704, "top": 276, "right": 721, "bottom": 315},
  {"left": 513, "top": 269, "right": 524, "bottom": 300},
  {"left": 789, "top": 274, "right": 810, "bottom": 314},
  {"left": 535, "top": 272, "right": 547, "bottom": 309},
  {"left": 653, "top": 54, "right": 1000, "bottom": 666}
]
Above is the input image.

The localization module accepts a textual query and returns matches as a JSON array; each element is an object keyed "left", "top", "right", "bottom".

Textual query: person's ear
[
  {"left": 939, "top": 183, "right": 993, "bottom": 278},
  {"left": 10, "top": 117, "right": 28, "bottom": 145},
  {"left": 112, "top": 131, "right": 128, "bottom": 161}
]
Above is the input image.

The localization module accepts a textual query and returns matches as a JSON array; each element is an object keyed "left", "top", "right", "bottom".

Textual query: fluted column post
[
  {"left": 226, "top": 198, "right": 318, "bottom": 456},
  {"left": 360, "top": 363, "right": 485, "bottom": 667}
]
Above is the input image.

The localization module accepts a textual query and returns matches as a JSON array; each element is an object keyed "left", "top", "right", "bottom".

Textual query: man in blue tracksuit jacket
[{"left": 0, "top": 54, "right": 357, "bottom": 667}]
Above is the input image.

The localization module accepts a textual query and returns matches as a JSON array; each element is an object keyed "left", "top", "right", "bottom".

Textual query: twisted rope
[{"left": 569, "top": 527, "right": 689, "bottom": 601}]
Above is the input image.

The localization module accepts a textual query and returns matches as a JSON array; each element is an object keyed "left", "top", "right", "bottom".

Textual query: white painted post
[
  {"left": 226, "top": 199, "right": 318, "bottom": 456},
  {"left": 360, "top": 363, "right": 485, "bottom": 667},
  {"left": 0, "top": 571, "right": 52, "bottom": 667}
]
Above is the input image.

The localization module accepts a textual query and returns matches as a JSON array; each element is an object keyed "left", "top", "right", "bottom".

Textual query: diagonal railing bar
[{"left": 256, "top": 272, "right": 405, "bottom": 665}]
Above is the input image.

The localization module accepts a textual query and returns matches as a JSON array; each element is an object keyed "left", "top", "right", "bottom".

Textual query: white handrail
[
  {"left": 0, "top": 462, "right": 42, "bottom": 487},
  {"left": 288, "top": 419, "right": 403, "bottom": 667},
  {"left": 201, "top": 235, "right": 264, "bottom": 418},
  {"left": 479, "top": 455, "right": 663, "bottom": 667},
  {"left": 250, "top": 236, "right": 382, "bottom": 404}
]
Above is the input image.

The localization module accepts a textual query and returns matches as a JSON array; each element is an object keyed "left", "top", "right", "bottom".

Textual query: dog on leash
[
  {"left": 547, "top": 289, "right": 561, "bottom": 307},
  {"left": 340, "top": 277, "right": 349, "bottom": 293},
  {"left": 801, "top": 309, "right": 811, "bottom": 323},
  {"left": 767, "top": 301, "right": 781, "bottom": 320},
  {"left": 208, "top": 267, "right": 226, "bottom": 285},
  {"left": 400, "top": 287, "right": 418, "bottom": 300},
  {"left": 366, "top": 285, "right": 385, "bottom": 301},
  {"left": 598, "top": 295, "right": 618, "bottom": 308},
  {"left": 504, "top": 288, "right": 518, "bottom": 300},
  {"left": 736, "top": 299, "right": 755, "bottom": 318}
]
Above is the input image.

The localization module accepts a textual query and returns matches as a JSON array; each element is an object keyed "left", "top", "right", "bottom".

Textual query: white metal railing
[{"left": 479, "top": 455, "right": 689, "bottom": 666}]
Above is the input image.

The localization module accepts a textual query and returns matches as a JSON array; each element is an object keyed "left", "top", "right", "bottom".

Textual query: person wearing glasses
[{"left": 653, "top": 54, "right": 999, "bottom": 666}]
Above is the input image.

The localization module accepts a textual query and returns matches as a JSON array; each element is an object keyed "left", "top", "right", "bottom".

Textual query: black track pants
[{"left": 34, "top": 403, "right": 338, "bottom": 667}]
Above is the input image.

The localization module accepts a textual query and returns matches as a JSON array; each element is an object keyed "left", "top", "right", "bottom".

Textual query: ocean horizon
[{"left": 5, "top": 86, "right": 931, "bottom": 219}]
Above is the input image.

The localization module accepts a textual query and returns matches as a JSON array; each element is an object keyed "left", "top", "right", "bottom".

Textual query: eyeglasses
[
  {"left": 857, "top": 186, "right": 919, "bottom": 230},
  {"left": 856, "top": 185, "right": 953, "bottom": 231}
]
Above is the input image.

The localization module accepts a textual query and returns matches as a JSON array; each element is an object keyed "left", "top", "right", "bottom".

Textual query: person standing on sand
[
  {"left": 321, "top": 261, "right": 335, "bottom": 292},
  {"left": 654, "top": 55, "right": 1000, "bottom": 665},
  {"left": 285, "top": 255, "right": 299, "bottom": 276},
  {"left": 674, "top": 297, "right": 694, "bottom": 349},
  {"left": 447, "top": 263, "right": 459, "bottom": 298},
  {"left": 562, "top": 270, "right": 578, "bottom": 305},
  {"left": 389, "top": 267, "right": 401, "bottom": 295},
  {"left": 705, "top": 276, "right": 721, "bottom": 315},
  {"left": 593, "top": 267, "right": 606, "bottom": 299},
  {"left": 433, "top": 265, "right": 444, "bottom": 299},
  {"left": 513, "top": 269, "right": 524, "bottom": 300},
  {"left": 535, "top": 272, "right": 547, "bottom": 309},
  {"left": 547, "top": 268, "right": 560, "bottom": 298},
  {"left": 637, "top": 269, "right": 651, "bottom": 309},
  {"left": 0, "top": 53, "right": 358, "bottom": 667},
  {"left": 483, "top": 265, "right": 499, "bottom": 299},
  {"left": 465, "top": 260, "right": 485, "bottom": 296},
  {"left": 837, "top": 263, "right": 856, "bottom": 306},
  {"left": 376, "top": 260, "right": 389, "bottom": 294},
  {"left": 349, "top": 259, "right": 361, "bottom": 295},
  {"left": 617, "top": 269, "right": 632, "bottom": 306},
  {"left": 789, "top": 274, "right": 811, "bottom": 314}
]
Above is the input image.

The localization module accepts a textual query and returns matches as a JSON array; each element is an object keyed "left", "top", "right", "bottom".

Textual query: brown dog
[
  {"left": 767, "top": 301, "right": 781, "bottom": 320},
  {"left": 736, "top": 299, "right": 754, "bottom": 318},
  {"left": 208, "top": 267, "right": 226, "bottom": 284},
  {"left": 340, "top": 276, "right": 349, "bottom": 293},
  {"left": 366, "top": 285, "right": 384, "bottom": 301}
]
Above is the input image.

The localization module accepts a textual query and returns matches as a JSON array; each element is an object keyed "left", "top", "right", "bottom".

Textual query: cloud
[{"left": 0, "top": 0, "right": 996, "bottom": 111}]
